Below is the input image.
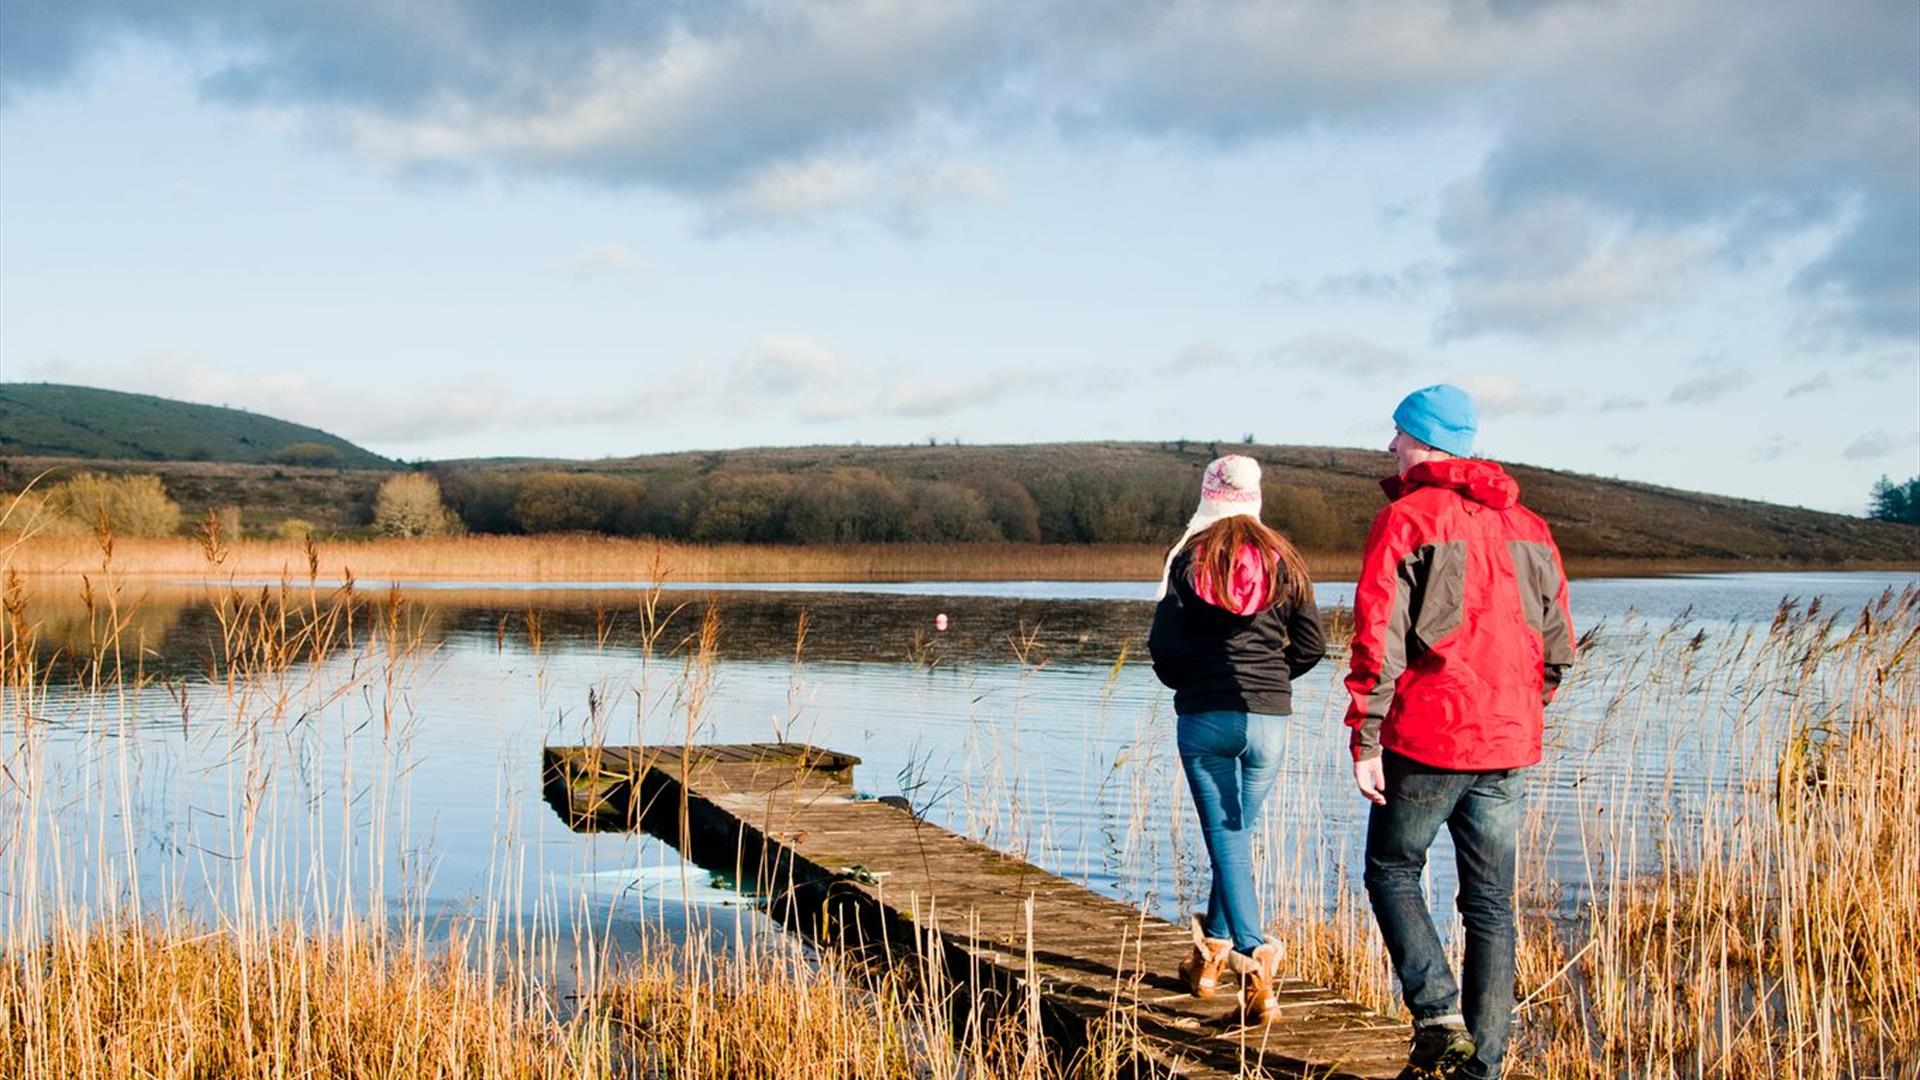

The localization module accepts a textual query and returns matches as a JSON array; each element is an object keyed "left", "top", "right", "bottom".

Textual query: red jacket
[{"left": 1343, "top": 458, "right": 1574, "bottom": 770}]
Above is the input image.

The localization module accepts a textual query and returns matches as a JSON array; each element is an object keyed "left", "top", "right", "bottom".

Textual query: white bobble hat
[{"left": 1154, "top": 455, "right": 1263, "bottom": 600}]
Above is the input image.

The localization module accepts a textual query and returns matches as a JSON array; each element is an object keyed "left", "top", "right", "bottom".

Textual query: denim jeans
[
  {"left": 1363, "top": 751, "right": 1527, "bottom": 1080},
  {"left": 1176, "top": 710, "right": 1284, "bottom": 956}
]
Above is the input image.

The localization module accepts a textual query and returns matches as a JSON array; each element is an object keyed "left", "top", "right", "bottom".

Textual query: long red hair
[{"left": 1184, "top": 515, "right": 1313, "bottom": 610}]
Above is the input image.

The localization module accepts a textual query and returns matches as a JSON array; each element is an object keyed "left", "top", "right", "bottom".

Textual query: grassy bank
[
  {"left": 3, "top": 535, "right": 1916, "bottom": 1077},
  {"left": 3, "top": 919, "right": 1124, "bottom": 1080},
  {"left": 4, "top": 533, "right": 1914, "bottom": 584}
]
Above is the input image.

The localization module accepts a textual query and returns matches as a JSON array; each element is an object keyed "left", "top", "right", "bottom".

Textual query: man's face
[{"left": 1388, "top": 429, "right": 1433, "bottom": 476}]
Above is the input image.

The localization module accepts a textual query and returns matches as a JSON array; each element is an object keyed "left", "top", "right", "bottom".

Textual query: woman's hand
[{"left": 1354, "top": 757, "right": 1387, "bottom": 805}]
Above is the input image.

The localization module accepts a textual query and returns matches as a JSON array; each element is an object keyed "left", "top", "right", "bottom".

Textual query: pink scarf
[{"left": 1191, "top": 543, "right": 1269, "bottom": 616}]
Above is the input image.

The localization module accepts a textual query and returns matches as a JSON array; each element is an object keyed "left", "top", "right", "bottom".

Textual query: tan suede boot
[
  {"left": 1231, "top": 941, "right": 1284, "bottom": 1025},
  {"left": 1177, "top": 915, "right": 1234, "bottom": 998}
]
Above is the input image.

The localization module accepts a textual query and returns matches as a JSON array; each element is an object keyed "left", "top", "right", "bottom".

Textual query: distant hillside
[
  {"left": 0, "top": 383, "right": 392, "bottom": 468},
  {"left": 0, "top": 385, "right": 1912, "bottom": 565},
  {"left": 437, "top": 441, "right": 1919, "bottom": 565}
]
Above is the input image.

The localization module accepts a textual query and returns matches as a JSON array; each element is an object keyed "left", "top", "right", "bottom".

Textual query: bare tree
[{"left": 373, "top": 474, "right": 453, "bottom": 537}]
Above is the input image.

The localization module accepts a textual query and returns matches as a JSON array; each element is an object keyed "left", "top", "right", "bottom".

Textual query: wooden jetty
[{"left": 542, "top": 742, "right": 1412, "bottom": 1079}]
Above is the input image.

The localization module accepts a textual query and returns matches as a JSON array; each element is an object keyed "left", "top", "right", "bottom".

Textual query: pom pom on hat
[{"left": 1198, "top": 454, "right": 1262, "bottom": 516}]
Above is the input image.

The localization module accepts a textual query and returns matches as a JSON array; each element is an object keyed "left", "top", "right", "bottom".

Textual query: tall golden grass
[
  {"left": 5, "top": 531, "right": 1911, "bottom": 585},
  {"left": 2, "top": 508, "right": 1915, "bottom": 1078},
  {"left": 1228, "top": 595, "right": 1920, "bottom": 1077},
  {"left": 0, "top": 522, "right": 1149, "bottom": 1080},
  {"left": 3, "top": 532, "right": 1181, "bottom": 582}
]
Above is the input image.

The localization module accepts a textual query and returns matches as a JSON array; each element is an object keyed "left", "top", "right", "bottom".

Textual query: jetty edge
[{"left": 542, "top": 741, "right": 1413, "bottom": 1079}]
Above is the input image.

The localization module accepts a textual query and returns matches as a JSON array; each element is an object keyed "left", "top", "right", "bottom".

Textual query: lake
[{"left": 7, "top": 570, "right": 1912, "bottom": 957}]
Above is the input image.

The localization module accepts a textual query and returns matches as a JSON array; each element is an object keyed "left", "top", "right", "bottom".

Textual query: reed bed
[
  {"left": 1, "top": 510, "right": 1915, "bottom": 1078},
  {"left": 4, "top": 532, "right": 1904, "bottom": 585},
  {"left": 0, "top": 525, "right": 1146, "bottom": 1080},
  {"left": 2, "top": 915, "right": 1140, "bottom": 1080},
  {"left": 1218, "top": 592, "right": 1920, "bottom": 1078},
  {"left": 0, "top": 533, "right": 1184, "bottom": 582}
]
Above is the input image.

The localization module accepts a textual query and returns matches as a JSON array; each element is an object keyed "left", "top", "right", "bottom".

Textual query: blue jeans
[
  {"left": 1363, "top": 751, "right": 1527, "bottom": 1080},
  {"left": 1176, "top": 710, "right": 1284, "bottom": 956}
]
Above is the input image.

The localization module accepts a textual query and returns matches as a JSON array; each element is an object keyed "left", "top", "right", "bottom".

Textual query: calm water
[{"left": 9, "top": 570, "right": 1913, "bottom": 952}]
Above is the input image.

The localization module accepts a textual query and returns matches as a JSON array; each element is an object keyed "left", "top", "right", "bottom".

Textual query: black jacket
[{"left": 1148, "top": 550, "right": 1326, "bottom": 716}]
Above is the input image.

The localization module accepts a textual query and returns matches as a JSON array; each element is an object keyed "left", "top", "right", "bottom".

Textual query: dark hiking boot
[{"left": 1395, "top": 1016, "right": 1475, "bottom": 1079}]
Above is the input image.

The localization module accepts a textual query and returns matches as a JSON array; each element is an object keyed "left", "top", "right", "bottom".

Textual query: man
[{"left": 1344, "top": 384, "right": 1575, "bottom": 1079}]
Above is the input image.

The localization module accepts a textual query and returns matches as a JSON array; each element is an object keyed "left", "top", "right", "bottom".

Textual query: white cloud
[
  {"left": 704, "top": 158, "right": 878, "bottom": 226},
  {"left": 697, "top": 156, "right": 999, "bottom": 233},
  {"left": 551, "top": 244, "right": 653, "bottom": 283},
  {"left": 17, "top": 357, "right": 619, "bottom": 444},
  {"left": 1259, "top": 263, "right": 1440, "bottom": 303},
  {"left": 1, "top": 0, "right": 1912, "bottom": 338},
  {"left": 1159, "top": 343, "right": 1237, "bottom": 374},
  {"left": 1785, "top": 373, "right": 1833, "bottom": 397},
  {"left": 1435, "top": 185, "right": 1711, "bottom": 341},
  {"left": 1668, "top": 368, "right": 1750, "bottom": 405},
  {"left": 18, "top": 337, "right": 1068, "bottom": 442},
  {"left": 727, "top": 335, "right": 849, "bottom": 396},
  {"left": 1272, "top": 332, "right": 1409, "bottom": 377},
  {"left": 1842, "top": 430, "right": 1920, "bottom": 463},
  {"left": 876, "top": 368, "right": 1024, "bottom": 418},
  {"left": 1458, "top": 372, "right": 1565, "bottom": 416}
]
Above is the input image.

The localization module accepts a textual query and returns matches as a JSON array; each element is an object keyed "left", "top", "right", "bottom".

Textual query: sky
[{"left": 0, "top": 1, "right": 1914, "bottom": 515}]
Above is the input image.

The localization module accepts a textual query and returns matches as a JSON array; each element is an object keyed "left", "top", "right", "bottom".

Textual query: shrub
[
  {"left": 437, "top": 470, "right": 522, "bottom": 534},
  {"left": 1263, "top": 482, "right": 1343, "bottom": 550},
  {"left": 688, "top": 474, "right": 794, "bottom": 542},
  {"left": 634, "top": 480, "right": 701, "bottom": 538},
  {"left": 44, "top": 473, "right": 182, "bottom": 538},
  {"left": 787, "top": 468, "right": 907, "bottom": 543},
  {"left": 372, "top": 474, "right": 453, "bottom": 537},
  {"left": 276, "top": 518, "right": 316, "bottom": 541},
  {"left": 273, "top": 442, "right": 345, "bottom": 468},
  {"left": 510, "top": 473, "right": 641, "bottom": 534},
  {"left": 971, "top": 476, "right": 1041, "bottom": 542},
  {"left": 903, "top": 481, "right": 1000, "bottom": 541},
  {"left": 0, "top": 489, "right": 85, "bottom": 537},
  {"left": 1032, "top": 468, "right": 1187, "bottom": 543}
]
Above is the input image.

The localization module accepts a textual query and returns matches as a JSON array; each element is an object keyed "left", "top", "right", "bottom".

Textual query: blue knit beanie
[{"left": 1392, "top": 384, "right": 1477, "bottom": 457}]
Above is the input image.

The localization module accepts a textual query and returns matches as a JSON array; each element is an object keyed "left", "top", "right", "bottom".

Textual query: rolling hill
[
  {"left": 439, "top": 442, "right": 1919, "bottom": 564},
  {"left": 0, "top": 383, "right": 392, "bottom": 468},
  {"left": 0, "top": 385, "right": 1912, "bottom": 566}
]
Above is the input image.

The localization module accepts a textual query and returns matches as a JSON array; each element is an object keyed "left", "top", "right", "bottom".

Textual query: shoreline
[{"left": 3, "top": 533, "right": 1914, "bottom": 584}]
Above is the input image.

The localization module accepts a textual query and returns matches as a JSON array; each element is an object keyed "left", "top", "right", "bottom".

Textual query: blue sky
[{"left": 0, "top": 1, "right": 1914, "bottom": 514}]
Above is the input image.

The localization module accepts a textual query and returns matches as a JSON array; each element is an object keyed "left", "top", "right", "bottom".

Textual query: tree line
[
  {"left": 1869, "top": 475, "right": 1920, "bottom": 526},
  {"left": 422, "top": 465, "right": 1362, "bottom": 549},
  {"left": 10, "top": 467, "right": 1915, "bottom": 550},
  {"left": 0, "top": 464, "right": 1358, "bottom": 548}
]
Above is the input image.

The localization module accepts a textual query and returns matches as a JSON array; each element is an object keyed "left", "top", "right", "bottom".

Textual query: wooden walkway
[{"left": 542, "top": 742, "right": 1411, "bottom": 1079}]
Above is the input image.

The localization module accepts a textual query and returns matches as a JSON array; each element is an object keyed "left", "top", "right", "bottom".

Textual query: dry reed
[
  {"left": 5, "top": 532, "right": 1906, "bottom": 585},
  {"left": 1224, "top": 593, "right": 1920, "bottom": 1077},
  {"left": 2, "top": 499, "right": 1915, "bottom": 1079},
  {"left": 0, "top": 518, "right": 1147, "bottom": 1080}
]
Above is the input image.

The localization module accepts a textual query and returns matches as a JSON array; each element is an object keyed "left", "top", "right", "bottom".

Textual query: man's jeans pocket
[{"left": 1384, "top": 750, "right": 1458, "bottom": 807}]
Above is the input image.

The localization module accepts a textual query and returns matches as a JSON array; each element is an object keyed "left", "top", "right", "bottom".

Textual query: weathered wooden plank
[{"left": 543, "top": 742, "right": 1412, "bottom": 1079}]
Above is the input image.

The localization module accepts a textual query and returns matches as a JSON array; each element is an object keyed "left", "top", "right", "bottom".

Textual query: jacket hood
[{"left": 1382, "top": 458, "right": 1520, "bottom": 509}]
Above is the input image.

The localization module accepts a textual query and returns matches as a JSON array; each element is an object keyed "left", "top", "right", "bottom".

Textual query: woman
[{"left": 1148, "top": 454, "right": 1324, "bottom": 1023}]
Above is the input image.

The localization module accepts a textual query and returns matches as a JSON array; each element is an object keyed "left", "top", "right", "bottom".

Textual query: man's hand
[{"left": 1354, "top": 756, "right": 1387, "bottom": 806}]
